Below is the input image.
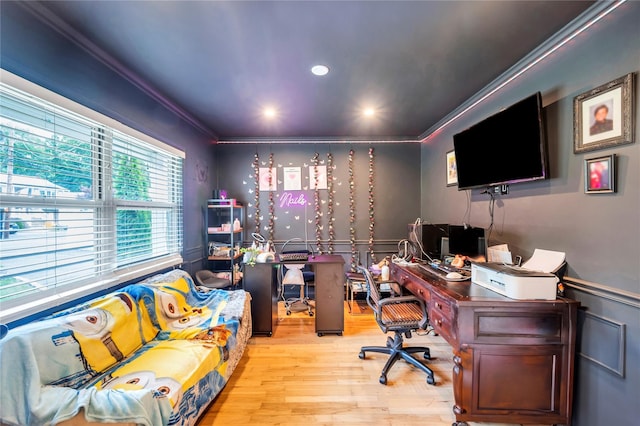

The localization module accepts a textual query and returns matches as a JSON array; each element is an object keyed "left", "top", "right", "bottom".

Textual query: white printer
[{"left": 471, "top": 249, "right": 566, "bottom": 300}]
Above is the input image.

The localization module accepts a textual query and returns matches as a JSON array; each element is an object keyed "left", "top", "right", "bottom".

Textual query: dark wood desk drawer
[
  {"left": 469, "top": 309, "right": 566, "bottom": 345},
  {"left": 404, "top": 279, "right": 430, "bottom": 302},
  {"left": 430, "top": 291, "right": 456, "bottom": 343},
  {"left": 391, "top": 267, "right": 430, "bottom": 302}
]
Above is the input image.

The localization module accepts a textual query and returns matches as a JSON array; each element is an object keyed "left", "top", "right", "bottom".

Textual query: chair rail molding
[{"left": 564, "top": 276, "right": 640, "bottom": 309}]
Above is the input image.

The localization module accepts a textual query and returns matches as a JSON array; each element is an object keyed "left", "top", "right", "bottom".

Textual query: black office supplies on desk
[
  {"left": 278, "top": 252, "right": 309, "bottom": 262},
  {"left": 418, "top": 262, "right": 471, "bottom": 281}
]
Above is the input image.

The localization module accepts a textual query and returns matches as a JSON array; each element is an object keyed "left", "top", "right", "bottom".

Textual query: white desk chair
[{"left": 282, "top": 263, "right": 313, "bottom": 316}]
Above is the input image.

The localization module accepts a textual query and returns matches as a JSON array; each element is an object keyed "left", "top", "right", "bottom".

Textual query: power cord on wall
[
  {"left": 462, "top": 190, "right": 472, "bottom": 227},
  {"left": 404, "top": 217, "right": 436, "bottom": 263},
  {"left": 391, "top": 239, "right": 416, "bottom": 265},
  {"left": 480, "top": 189, "right": 496, "bottom": 245}
]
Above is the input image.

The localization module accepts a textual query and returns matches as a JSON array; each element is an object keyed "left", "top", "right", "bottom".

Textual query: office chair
[
  {"left": 281, "top": 262, "right": 314, "bottom": 316},
  {"left": 194, "top": 270, "right": 232, "bottom": 290},
  {"left": 357, "top": 266, "right": 435, "bottom": 386}
]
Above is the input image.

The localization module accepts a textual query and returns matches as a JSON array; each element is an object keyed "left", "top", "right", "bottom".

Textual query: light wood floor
[{"left": 198, "top": 301, "right": 520, "bottom": 426}]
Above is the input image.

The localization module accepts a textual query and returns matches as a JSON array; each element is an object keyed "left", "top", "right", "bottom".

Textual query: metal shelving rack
[{"left": 205, "top": 198, "right": 244, "bottom": 286}]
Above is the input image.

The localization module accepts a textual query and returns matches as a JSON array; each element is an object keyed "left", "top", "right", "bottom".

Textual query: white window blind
[{"left": 0, "top": 71, "right": 184, "bottom": 323}]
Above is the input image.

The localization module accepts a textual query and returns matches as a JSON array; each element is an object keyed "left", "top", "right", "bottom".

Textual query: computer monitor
[
  {"left": 408, "top": 223, "right": 449, "bottom": 260},
  {"left": 447, "top": 225, "right": 486, "bottom": 258}
]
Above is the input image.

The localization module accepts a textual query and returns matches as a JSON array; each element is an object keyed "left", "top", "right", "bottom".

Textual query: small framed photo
[
  {"left": 574, "top": 73, "right": 635, "bottom": 153},
  {"left": 446, "top": 149, "right": 457, "bottom": 187},
  {"left": 585, "top": 154, "right": 615, "bottom": 194}
]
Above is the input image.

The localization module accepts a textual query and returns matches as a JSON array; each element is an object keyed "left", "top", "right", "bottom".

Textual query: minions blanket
[{"left": 0, "top": 270, "right": 249, "bottom": 426}]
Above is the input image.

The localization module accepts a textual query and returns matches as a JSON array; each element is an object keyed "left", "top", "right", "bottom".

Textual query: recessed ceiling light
[
  {"left": 263, "top": 107, "right": 277, "bottom": 118},
  {"left": 363, "top": 108, "right": 376, "bottom": 117},
  {"left": 311, "top": 64, "right": 330, "bottom": 76}
]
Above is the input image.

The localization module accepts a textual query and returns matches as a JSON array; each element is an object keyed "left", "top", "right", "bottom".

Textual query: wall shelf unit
[{"left": 205, "top": 199, "right": 244, "bottom": 285}]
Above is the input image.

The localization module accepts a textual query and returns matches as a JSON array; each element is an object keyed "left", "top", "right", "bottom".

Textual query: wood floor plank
[{"left": 199, "top": 301, "right": 520, "bottom": 426}]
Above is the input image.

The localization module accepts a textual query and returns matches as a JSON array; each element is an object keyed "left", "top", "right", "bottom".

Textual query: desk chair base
[
  {"left": 283, "top": 283, "right": 314, "bottom": 316},
  {"left": 285, "top": 298, "right": 314, "bottom": 316},
  {"left": 359, "top": 331, "right": 435, "bottom": 386}
]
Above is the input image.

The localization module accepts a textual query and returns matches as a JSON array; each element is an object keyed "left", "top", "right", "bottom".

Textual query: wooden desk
[
  {"left": 391, "top": 263, "right": 579, "bottom": 426},
  {"left": 243, "top": 254, "right": 345, "bottom": 337}
]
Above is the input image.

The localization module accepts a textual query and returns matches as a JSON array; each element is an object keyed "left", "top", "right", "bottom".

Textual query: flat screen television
[
  {"left": 453, "top": 92, "right": 548, "bottom": 190},
  {"left": 408, "top": 223, "right": 449, "bottom": 260}
]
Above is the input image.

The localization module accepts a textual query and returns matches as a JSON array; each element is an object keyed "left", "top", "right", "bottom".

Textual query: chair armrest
[{"left": 373, "top": 279, "right": 402, "bottom": 296}]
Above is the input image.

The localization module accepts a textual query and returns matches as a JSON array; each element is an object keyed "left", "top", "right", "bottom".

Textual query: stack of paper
[
  {"left": 487, "top": 244, "right": 513, "bottom": 264},
  {"left": 522, "top": 249, "right": 566, "bottom": 273}
]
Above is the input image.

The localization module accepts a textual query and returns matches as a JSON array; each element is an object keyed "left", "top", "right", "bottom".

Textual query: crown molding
[
  {"left": 217, "top": 136, "right": 420, "bottom": 144},
  {"left": 419, "top": 1, "right": 627, "bottom": 143}
]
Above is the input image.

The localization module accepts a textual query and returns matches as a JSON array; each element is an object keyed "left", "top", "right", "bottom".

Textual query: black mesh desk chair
[{"left": 357, "top": 266, "right": 435, "bottom": 385}]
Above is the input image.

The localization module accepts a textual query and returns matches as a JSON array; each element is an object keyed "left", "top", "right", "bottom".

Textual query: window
[{"left": 0, "top": 70, "right": 184, "bottom": 323}]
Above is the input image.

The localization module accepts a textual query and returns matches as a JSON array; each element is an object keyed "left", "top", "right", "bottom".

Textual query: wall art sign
[
  {"left": 446, "top": 149, "right": 458, "bottom": 187},
  {"left": 574, "top": 73, "right": 635, "bottom": 153},
  {"left": 279, "top": 191, "right": 308, "bottom": 208},
  {"left": 309, "top": 165, "right": 327, "bottom": 190},
  {"left": 258, "top": 167, "right": 277, "bottom": 191},
  {"left": 283, "top": 166, "right": 301, "bottom": 190}
]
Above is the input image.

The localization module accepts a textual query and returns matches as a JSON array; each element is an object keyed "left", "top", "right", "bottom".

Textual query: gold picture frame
[{"left": 574, "top": 73, "right": 635, "bottom": 153}]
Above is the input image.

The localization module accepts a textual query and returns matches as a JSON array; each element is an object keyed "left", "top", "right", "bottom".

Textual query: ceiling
[{"left": 36, "top": 1, "right": 595, "bottom": 141}]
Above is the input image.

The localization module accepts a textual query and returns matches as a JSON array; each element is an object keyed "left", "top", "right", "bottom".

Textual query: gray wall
[
  {"left": 214, "top": 142, "right": 421, "bottom": 265},
  {"left": 420, "top": 3, "right": 639, "bottom": 425}
]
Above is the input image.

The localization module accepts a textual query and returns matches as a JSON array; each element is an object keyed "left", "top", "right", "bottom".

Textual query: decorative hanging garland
[
  {"left": 368, "top": 147, "right": 376, "bottom": 265},
  {"left": 268, "top": 152, "right": 275, "bottom": 242},
  {"left": 326, "top": 152, "right": 335, "bottom": 254},
  {"left": 253, "top": 153, "right": 261, "bottom": 234},
  {"left": 312, "top": 152, "right": 323, "bottom": 254},
  {"left": 348, "top": 149, "right": 357, "bottom": 272}
]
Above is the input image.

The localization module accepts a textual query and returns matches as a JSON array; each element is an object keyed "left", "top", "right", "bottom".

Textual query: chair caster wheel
[
  {"left": 379, "top": 374, "right": 387, "bottom": 385},
  {"left": 286, "top": 311, "right": 291, "bottom": 316},
  {"left": 359, "top": 351, "right": 365, "bottom": 359},
  {"left": 309, "top": 311, "right": 314, "bottom": 317},
  {"left": 427, "top": 375, "right": 436, "bottom": 385},
  {"left": 423, "top": 349, "right": 431, "bottom": 359}
]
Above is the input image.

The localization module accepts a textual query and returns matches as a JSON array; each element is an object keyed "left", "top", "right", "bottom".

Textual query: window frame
[{"left": 0, "top": 69, "right": 184, "bottom": 324}]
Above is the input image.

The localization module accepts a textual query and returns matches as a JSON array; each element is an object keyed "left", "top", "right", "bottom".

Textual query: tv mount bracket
[{"left": 491, "top": 184, "right": 509, "bottom": 195}]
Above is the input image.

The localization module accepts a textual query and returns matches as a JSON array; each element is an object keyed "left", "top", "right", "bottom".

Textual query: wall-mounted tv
[{"left": 453, "top": 92, "right": 548, "bottom": 191}]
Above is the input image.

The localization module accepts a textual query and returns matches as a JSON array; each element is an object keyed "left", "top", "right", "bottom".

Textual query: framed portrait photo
[
  {"left": 574, "top": 73, "right": 635, "bottom": 153},
  {"left": 584, "top": 154, "right": 615, "bottom": 194},
  {"left": 446, "top": 149, "right": 457, "bottom": 187}
]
